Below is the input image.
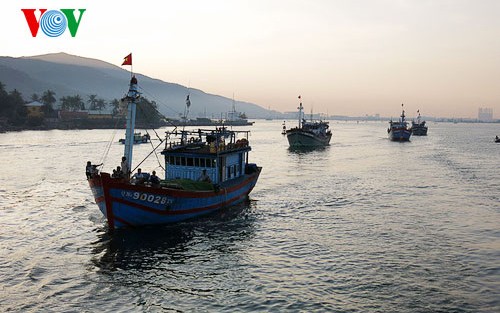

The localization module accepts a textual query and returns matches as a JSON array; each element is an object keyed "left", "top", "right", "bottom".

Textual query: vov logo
[{"left": 21, "top": 9, "right": 86, "bottom": 37}]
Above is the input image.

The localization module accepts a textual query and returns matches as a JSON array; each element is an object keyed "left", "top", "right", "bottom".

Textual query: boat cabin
[{"left": 161, "top": 128, "right": 251, "bottom": 184}]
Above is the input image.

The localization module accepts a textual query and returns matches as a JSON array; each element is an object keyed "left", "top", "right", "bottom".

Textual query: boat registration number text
[{"left": 121, "top": 191, "right": 172, "bottom": 205}]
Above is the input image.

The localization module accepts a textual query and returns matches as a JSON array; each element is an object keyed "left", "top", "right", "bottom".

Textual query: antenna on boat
[{"left": 297, "top": 95, "right": 303, "bottom": 128}]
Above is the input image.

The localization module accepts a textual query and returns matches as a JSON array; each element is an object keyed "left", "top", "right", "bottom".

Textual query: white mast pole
[
  {"left": 298, "top": 96, "right": 303, "bottom": 128},
  {"left": 124, "top": 73, "right": 138, "bottom": 172}
]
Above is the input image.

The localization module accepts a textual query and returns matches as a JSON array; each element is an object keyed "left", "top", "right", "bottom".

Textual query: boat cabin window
[{"left": 167, "top": 155, "right": 216, "bottom": 168}]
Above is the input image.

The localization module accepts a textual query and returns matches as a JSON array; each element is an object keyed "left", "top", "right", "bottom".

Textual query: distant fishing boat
[
  {"left": 495, "top": 136, "right": 500, "bottom": 143},
  {"left": 118, "top": 132, "right": 150, "bottom": 144},
  {"left": 410, "top": 110, "right": 428, "bottom": 136},
  {"left": 286, "top": 96, "right": 332, "bottom": 147},
  {"left": 88, "top": 71, "right": 261, "bottom": 230},
  {"left": 388, "top": 103, "right": 412, "bottom": 141},
  {"left": 219, "top": 96, "right": 254, "bottom": 126}
]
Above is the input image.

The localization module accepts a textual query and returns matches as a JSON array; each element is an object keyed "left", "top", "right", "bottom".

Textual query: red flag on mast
[{"left": 122, "top": 53, "right": 132, "bottom": 66}]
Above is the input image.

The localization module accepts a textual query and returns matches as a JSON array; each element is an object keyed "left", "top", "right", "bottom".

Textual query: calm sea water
[{"left": 0, "top": 121, "right": 499, "bottom": 312}]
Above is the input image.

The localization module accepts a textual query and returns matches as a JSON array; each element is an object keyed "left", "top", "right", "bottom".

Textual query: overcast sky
[{"left": 2, "top": 0, "right": 499, "bottom": 118}]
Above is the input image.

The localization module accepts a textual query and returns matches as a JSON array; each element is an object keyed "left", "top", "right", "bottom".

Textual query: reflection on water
[
  {"left": 1, "top": 122, "right": 499, "bottom": 312},
  {"left": 91, "top": 200, "right": 257, "bottom": 273},
  {"left": 287, "top": 145, "right": 329, "bottom": 154}
]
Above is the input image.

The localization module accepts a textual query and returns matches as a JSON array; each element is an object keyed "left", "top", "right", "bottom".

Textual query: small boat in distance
[
  {"left": 410, "top": 110, "right": 428, "bottom": 136},
  {"left": 495, "top": 135, "right": 500, "bottom": 143},
  {"left": 220, "top": 96, "right": 254, "bottom": 126},
  {"left": 118, "top": 132, "right": 150, "bottom": 144},
  {"left": 88, "top": 73, "right": 261, "bottom": 230},
  {"left": 388, "top": 103, "right": 412, "bottom": 141},
  {"left": 286, "top": 96, "right": 332, "bottom": 147}
]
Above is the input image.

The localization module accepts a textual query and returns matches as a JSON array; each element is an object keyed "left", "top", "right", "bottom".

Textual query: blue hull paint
[
  {"left": 89, "top": 169, "right": 261, "bottom": 228},
  {"left": 388, "top": 129, "right": 412, "bottom": 141}
]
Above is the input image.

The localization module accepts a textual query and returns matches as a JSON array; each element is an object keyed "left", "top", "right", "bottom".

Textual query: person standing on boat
[
  {"left": 86, "top": 161, "right": 93, "bottom": 179},
  {"left": 149, "top": 170, "right": 160, "bottom": 187},
  {"left": 131, "top": 168, "right": 146, "bottom": 184},
  {"left": 86, "top": 161, "right": 102, "bottom": 179},
  {"left": 198, "top": 169, "right": 212, "bottom": 183},
  {"left": 121, "top": 156, "right": 130, "bottom": 179}
]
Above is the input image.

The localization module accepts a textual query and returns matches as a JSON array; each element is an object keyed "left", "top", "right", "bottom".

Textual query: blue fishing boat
[
  {"left": 410, "top": 110, "right": 428, "bottom": 136},
  {"left": 388, "top": 104, "right": 412, "bottom": 141},
  {"left": 88, "top": 75, "right": 261, "bottom": 230},
  {"left": 286, "top": 97, "right": 332, "bottom": 147}
]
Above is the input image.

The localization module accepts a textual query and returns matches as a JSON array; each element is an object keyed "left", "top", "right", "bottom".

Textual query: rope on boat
[
  {"left": 99, "top": 116, "right": 124, "bottom": 168},
  {"left": 145, "top": 129, "right": 165, "bottom": 171},
  {"left": 132, "top": 139, "right": 165, "bottom": 173}
]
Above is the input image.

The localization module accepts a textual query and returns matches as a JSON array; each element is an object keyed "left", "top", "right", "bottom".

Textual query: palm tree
[
  {"left": 87, "top": 94, "right": 98, "bottom": 110},
  {"left": 95, "top": 98, "right": 106, "bottom": 112},
  {"left": 111, "top": 98, "right": 121, "bottom": 116},
  {"left": 41, "top": 90, "right": 56, "bottom": 114},
  {"left": 31, "top": 93, "right": 40, "bottom": 102}
]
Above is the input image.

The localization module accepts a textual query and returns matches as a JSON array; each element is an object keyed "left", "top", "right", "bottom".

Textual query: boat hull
[
  {"left": 388, "top": 128, "right": 412, "bottom": 141},
  {"left": 89, "top": 169, "right": 261, "bottom": 229},
  {"left": 411, "top": 126, "right": 428, "bottom": 136},
  {"left": 286, "top": 130, "right": 331, "bottom": 147}
]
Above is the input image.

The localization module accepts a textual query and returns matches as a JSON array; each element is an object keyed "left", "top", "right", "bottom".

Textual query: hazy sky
[{"left": 2, "top": 0, "right": 500, "bottom": 118}]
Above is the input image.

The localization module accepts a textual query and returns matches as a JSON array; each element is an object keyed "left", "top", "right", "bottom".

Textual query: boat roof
[{"left": 161, "top": 128, "right": 252, "bottom": 156}]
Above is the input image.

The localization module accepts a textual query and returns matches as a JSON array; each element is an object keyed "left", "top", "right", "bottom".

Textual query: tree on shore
[
  {"left": 41, "top": 90, "right": 57, "bottom": 115},
  {"left": 136, "top": 97, "right": 164, "bottom": 126},
  {"left": 95, "top": 98, "right": 106, "bottom": 111},
  {"left": 61, "top": 95, "right": 85, "bottom": 111},
  {"left": 111, "top": 99, "right": 121, "bottom": 116},
  {"left": 31, "top": 93, "right": 40, "bottom": 102},
  {"left": 87, "top": 94, "right": 97, "bottom": 110},
  {"left": 0, "top": 82, "right": 27, "bottom": 126},
  {"left": 87, "top": 94, "right": 107, "bottom": 111}
]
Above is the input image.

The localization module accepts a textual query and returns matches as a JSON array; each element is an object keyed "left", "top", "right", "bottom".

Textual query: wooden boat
[
  {"left": 410, "top": 110, "right": 428, "bottom": 136},
  {"left": 286, "top": 98, "right": 332, "bottom": 147},
  {"left": 388, "top": 104, "right": 412, "bottom": 141},
  {"left": 88, "top": 74, "right": 261, "bottom": 230}
]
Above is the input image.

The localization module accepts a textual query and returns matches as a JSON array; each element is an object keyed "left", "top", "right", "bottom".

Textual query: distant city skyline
[{"left": 2, "top": 0, "right": 499, "bottom": 118}]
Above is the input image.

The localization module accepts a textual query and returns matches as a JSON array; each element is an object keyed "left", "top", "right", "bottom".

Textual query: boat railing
[{"left": 165, "top": 137, "right": 249, "bottom": 153}]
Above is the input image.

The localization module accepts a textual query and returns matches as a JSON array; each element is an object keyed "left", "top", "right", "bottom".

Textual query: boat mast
[
  {"left": 298, "top": 95, "right": 303, "bottom": 128},
  {"left": 400, "top": 103, "right": 405, "bottom": 123},
  {"left": 124, "top": 75, "right": 139, "bottom": 171}
]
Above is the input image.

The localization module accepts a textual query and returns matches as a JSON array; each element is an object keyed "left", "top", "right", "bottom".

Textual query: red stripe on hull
[
  {"left": 111, "top": 189, "right": 248, "bottom": 216},
  {"left": 93, "top": 169, "right": 261, "bottom": 229}
]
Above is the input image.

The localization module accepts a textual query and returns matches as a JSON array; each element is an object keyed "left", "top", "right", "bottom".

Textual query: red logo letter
[{"left": 21, "top": 9, "right": 47, "bottom": 37}]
